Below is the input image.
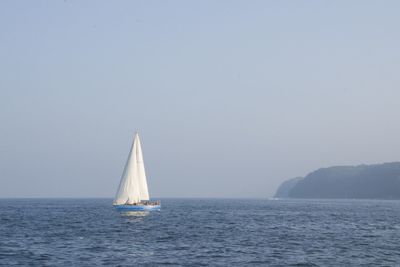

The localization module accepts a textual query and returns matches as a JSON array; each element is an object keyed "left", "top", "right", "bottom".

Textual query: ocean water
[{"left": 1, "top": 199, "right": 400, "bottom": 266}]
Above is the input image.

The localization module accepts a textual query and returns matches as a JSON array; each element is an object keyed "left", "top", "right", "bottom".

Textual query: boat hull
[{"left": 114, "top": 204, "right": 161, "bottom": 212}]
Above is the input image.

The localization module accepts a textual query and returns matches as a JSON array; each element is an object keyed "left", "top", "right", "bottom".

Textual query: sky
[{"left": 1, "top": 1, "right": 400, "bottom": 198}]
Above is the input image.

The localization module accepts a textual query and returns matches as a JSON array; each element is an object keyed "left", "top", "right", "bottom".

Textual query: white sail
[
  {"left": 113, "top": 133, "right": 150, "bottom": 205},
  {"left": 135, "top": 134, "right": 150, "bottom": 200}
]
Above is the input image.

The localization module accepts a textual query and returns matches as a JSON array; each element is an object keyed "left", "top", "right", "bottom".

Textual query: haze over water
[
  {"left": 1, "top": 2, "right": 400, "bottom": 197},
  {"left": 2, "top": 2, "right": 400, "bottom": 266}
]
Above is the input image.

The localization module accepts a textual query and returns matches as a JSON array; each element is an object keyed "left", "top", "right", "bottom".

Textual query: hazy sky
[{"left": 1, "top": 1, "right": 400, "bottom": 198}]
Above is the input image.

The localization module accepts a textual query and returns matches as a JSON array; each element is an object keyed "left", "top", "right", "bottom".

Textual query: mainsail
[{"left": 113, "top": 133, "right": 150, "bottom": 205}]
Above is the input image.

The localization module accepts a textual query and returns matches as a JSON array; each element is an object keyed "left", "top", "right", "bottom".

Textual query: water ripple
[{"left": 1, "top": 198, "right": 400, "bottom": 266}]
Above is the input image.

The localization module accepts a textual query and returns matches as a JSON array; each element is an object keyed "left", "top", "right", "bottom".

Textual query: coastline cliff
[{"left": 275, "top": 162, "right": 400, "bottom": 199}]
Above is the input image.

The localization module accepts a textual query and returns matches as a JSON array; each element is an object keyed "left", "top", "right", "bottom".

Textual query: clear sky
[{"left": 1, "top": 1, "right": 400, "bottom": 198}]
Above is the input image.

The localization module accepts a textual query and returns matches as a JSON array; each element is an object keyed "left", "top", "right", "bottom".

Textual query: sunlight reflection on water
[{"left": 120, "top": 211, "right": 150, "bottom": 217}]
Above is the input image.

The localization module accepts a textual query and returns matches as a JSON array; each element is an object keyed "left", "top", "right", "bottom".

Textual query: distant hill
[
  {"left": 276, "top": 162, "right": 400, "bottom": 199},
  {"left": 274, "top": 177, "right": 303, "bottom": 198}
]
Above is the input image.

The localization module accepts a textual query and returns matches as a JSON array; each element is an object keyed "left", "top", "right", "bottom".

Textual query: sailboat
[{"left": 113, "top": 133, "right": 160, "bottom": 211}]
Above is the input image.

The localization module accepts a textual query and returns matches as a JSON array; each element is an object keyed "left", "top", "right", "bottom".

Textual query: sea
[{"left": 1, "top": 198, "right": 400, "bottom": 266}]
